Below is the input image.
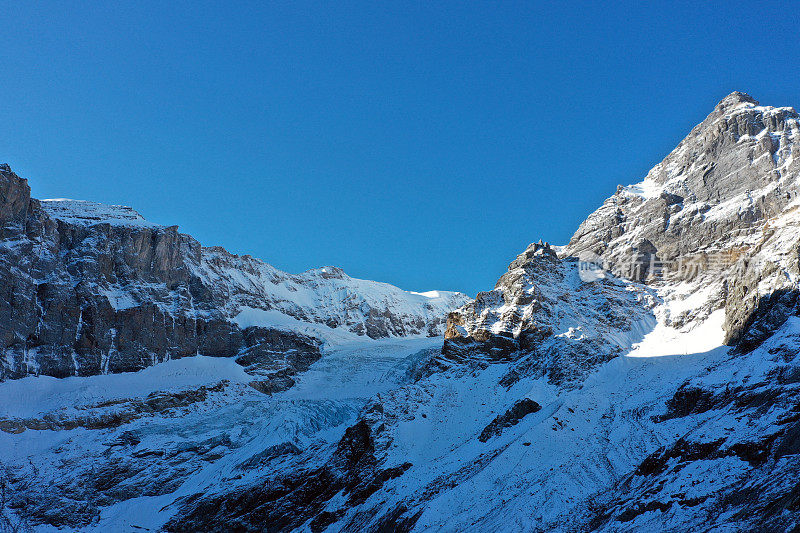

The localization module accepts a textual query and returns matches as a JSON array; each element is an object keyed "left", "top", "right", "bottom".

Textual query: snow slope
[{"left": 0, "top": 337, "right": 444, "bottom": 532}]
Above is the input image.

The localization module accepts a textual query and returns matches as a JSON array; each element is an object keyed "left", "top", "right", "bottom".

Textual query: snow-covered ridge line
[
  {"left": 38, "top": 193, "right": 470, "bottom": 344},
  {"left": 37, "top": 196, "right": 465, "bottom": 310},
  {"left": 40, "top": 198, "right": 161, "bottom": 227}
]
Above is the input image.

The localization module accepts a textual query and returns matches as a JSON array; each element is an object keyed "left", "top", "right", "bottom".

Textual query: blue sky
[{"left": 1, "top": 1, "right": 799, "bottom": 296}]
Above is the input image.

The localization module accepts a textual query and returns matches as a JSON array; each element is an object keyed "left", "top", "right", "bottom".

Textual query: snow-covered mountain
[
  {"left": 3, "top": 92, "right": 800, "bottom": 532},
  {"left": 0, "top": 166, "right": 467, "bottom": 389}
]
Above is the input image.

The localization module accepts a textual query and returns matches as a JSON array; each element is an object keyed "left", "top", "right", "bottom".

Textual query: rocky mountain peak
[
  {"left": 505, "top": 240, "right": 557, "bottom": 271},
  {"left": 559, "top": 92, "right": 800, "bottom": 348},
  {"left": 443, "top": 91, "right": 800, "bottom": 387},
  {"left": 714, "top": 90, "right": 758, "bottom": 110},
  {"left": 565, "top": 92, "right": 800, "bottom": 273},
  {"left": 314, "top": 266, "right": 347, "bottom": 279}
]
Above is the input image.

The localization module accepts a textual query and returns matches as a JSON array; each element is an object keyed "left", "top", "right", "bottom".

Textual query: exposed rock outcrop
[
  {"left": 164, "top": 419, "right": 413, "bottom": 532},
  {"left": 441, "top": 240, "right": 655, "bottom": 387},
  {"left": 478, "top": 398, "right": 541, "bottom": 442}
]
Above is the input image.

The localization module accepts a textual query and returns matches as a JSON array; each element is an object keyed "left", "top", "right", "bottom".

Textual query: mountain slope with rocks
[
  {"left": 3, "top": 92, "right": 800, "bottom": 532},
  {"left": 0, "top": 166, "right": 468, "bottom": 390}
]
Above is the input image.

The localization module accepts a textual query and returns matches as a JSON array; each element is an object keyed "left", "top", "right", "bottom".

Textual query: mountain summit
[{"left": 716, "top": 90, "right": 759, "bottom": 109}]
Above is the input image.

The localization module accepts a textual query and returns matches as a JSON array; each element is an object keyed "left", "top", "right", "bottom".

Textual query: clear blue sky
[{"left": 2, "top": 1, "right": 798, "bottom": 296}]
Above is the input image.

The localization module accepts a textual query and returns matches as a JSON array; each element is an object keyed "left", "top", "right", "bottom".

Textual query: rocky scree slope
[{"left": 0, "top": 165, "right": 468, "bottom": 386}]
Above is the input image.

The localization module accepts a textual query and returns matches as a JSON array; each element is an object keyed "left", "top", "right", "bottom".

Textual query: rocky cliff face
[
  {"left": 565, "top": 92, "right": 800, "bottom": 270},
  {"left": 0, "top": 164, "right": 468, "bottom": 384},
  {"left": 562, "top": 92, "right": 800, "bottom": 348},
  {"left": 441, "top": 241, "right": 655, "bottom": 387}
]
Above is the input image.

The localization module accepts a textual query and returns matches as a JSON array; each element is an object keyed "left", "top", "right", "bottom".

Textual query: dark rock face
[
  {"left": 164, "top": 419, "right": 413, "bottom": 533},
  {"left": 0, "top": 165, "right": 242, "bottom": 378},
  {"left": 478, "top": 398, "right": 541, "bottom": 442},
  {"left": 0, "top": 165, "right": 467, "bottom": 381},
  {"left": 725, "top": 288, "right": 800, "bottom": 353},
  {"left": 235, "top": 327, "right": 322, "bottom": 388}
]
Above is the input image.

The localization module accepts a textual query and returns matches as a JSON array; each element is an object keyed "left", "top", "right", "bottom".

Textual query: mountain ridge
[{"left": 0, "top": 164, "right": 468, "bottom": 384}]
